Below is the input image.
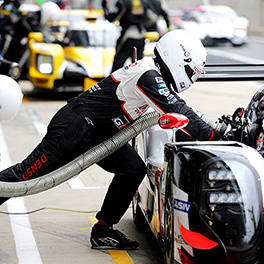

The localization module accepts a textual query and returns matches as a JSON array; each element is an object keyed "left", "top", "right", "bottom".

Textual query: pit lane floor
[{"left": 0, "top": 79, "right": 261, "bottom": 264}]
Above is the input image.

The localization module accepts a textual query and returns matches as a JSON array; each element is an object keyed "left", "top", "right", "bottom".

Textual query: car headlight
[
  {"left": 199, "top": 158, "right": 262, "bottom": 249},
  {"left": 206, "top": 163, "right": 243, "bottom": 205},
  {"left": 37, "top": 54, "right": 53, "bottom": 74},
  {"left": 208, "top": 168, "right": 235, "bottom": 181},
  {"left": 234, "top": 28, "right": 246, "bottom": 38},
  {"left": 209, "top": 192, "right": 243, "bottom": 204}
]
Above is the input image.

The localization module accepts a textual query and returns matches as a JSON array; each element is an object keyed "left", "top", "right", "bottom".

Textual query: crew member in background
[
  {"left": 145, "top": 0, "right": 171, "bottom": 35},
  {"left": 102, "top": 0, "right": 154, "bottom": 72}
]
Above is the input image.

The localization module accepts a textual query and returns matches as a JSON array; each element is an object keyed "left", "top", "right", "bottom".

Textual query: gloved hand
[
  {"left": 214, "top": 107, "right": 245, "bottom": 141},
  {"left": 213, "top": 116, "right": 234, "bottom": 140}
]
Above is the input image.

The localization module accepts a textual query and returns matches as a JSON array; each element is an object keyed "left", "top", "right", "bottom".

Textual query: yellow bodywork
[
  {"left": 28, "top": 37, "right": 115, "bottom": 91},
  {"left": 64, "top": 46, "right": 115, "bottom": 79},
  {"left": 27, "top": 8, "right": 158, "bottom": 91},
  {"left": 64, "top": 46, "right": 115, "bottom": 91},
  {"left": 29, "top": 40, "right": 65, "bottom": 89}
]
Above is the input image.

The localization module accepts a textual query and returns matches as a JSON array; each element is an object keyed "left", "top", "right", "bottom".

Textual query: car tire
[
  {"left": 231, "top": 41, "right": 246, "bottom": 47},
  {"left": 164, "top": 170, "right": 174, "bottom": 264}
]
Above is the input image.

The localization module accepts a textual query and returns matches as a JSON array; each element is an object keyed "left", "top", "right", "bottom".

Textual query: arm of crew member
[
  {"left": 136, "top": 70, "right": 220, "bottom": 141},
  {"left": 103, "top": 0, "right": 125, "bottom": 23},
  {"left": 160, "top": 0, "right": 170, "bottom": 28}
]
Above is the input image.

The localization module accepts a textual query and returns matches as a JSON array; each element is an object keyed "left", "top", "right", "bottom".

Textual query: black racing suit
[
  {"left": 0, "top": 57, "right": 220, "bottom": 225},
  {"left": 103, "top": 0, "right": 152, "bottom": 72}
]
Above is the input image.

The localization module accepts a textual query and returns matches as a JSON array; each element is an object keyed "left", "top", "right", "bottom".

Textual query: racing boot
[{"left": 90, "top": 223, "right": 139, "bottom": 250}]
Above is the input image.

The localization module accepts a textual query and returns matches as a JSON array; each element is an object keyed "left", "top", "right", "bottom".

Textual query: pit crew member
[{"left": 0, "top": 30, "right": 222, "bottom": 250}]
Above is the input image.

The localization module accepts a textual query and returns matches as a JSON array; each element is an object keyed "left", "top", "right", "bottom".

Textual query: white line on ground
[
  {"left": 207, "top": 48, "right": 264, "bottom": 64},
  {"left": 67, "top": 177, "right": 107, "bottom": 189},
  {"left": 0, "top": 124, "right": 42, "bottom": 264},
  {"left": 26, "top": 108, "right": 47, "bottom": 135}
]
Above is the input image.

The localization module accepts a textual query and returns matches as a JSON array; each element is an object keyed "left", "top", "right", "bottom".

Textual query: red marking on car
[
  {"left": 178, "top": 217, "right": 218, "bottom": 249},
  {"left": 178, "top": 248, "right": 196, "bottom": 264},
  {"left": 22, "top": 153, "right": 48, "bottom": 180}
]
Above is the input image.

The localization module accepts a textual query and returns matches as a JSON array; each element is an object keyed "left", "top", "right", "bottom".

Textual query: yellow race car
[{"left": 28, "top": 12, "right": 119, "bottom": 92}]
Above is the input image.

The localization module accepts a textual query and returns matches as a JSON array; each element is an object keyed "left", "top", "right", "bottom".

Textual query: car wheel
[
  {"left": 201, "top": 37, "right": 216, "bottom": 47},
  {"left": 231, "top": 41, "right": 246, "bottom": 47},
  {"left": 164, "top": 176, "right": 174, "bottom": 264},
  {"left": 132, "top": 191, "right": 147, "bottom": 231}
]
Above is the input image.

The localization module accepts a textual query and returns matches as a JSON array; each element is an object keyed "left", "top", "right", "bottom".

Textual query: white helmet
[
  {"left": 41, "top": 1, "right": 61, "bottom": 26},
  {"left": 154, "top": 29, "right": 207, "bottom": 93},
  {"left": 0, "top": 75, "right": 23, "bottom": 121}
]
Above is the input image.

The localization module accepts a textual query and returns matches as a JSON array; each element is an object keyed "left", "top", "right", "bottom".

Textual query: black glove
[
  {"left": 214, "top": 108, "right": 245, "bottom": 141},
  {"left": 213, "top": 116, "right": 234, "bottom": 140}
]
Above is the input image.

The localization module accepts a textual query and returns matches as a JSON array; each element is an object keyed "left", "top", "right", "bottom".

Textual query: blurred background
[{"left": 66, "top": 0, "right": 264, "bottom": 35}]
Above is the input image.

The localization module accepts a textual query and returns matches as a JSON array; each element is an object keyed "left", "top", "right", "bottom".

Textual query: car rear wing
[{"left": 198, "top": 64, "right": 264, "bottom": 81}]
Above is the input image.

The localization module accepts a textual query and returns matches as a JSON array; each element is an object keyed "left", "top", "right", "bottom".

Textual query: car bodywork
[
  {"left": 173, "top": 5, "right": 248, "bottom": 47},
  {"left": 28, "top": 8, "right": 159, "bottom": 92},
  {"left": 132, "top": 65, "right": 264, "bottom": 264},
  {"left": 29, "top": 11, "right": 119, "bottom": 92}
]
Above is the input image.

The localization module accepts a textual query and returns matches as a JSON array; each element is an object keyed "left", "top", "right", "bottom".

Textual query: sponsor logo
[
  {"left": 193, "top": 66, "right": 201, "bottom": 74},
  {"left": 180, "top": 44, "right": 192, "bottom": 62},
  {"left": 158, "top": 88, "right": 170, "bottom": 96},
  {"left": 22, "top": 153, "right": 48, "bottom": 180},
  {"left": 157, "top": 82, "right": 166, "bottom": 89},
  {"left": 155, "top": 77, "right": 164, "bottom": 83},
  {"left": 112, "top": 116, "right": 130, "bottom": 130},
  {"left": 159, "top": 118, "right": 170, "bottom": 125},
  {"left": 167, "top": 94, "right": 174, "bottom": 101},
  {"left": 135, "top": 104, "right": 148, "bottom": 116},
  {"left": 84, "top": 116, "right": 94, "bottom": 126},
  {"left": 169, "top": 97, "right": 177, "bottom": 104},
  {"left": 175, "top": 233, "right": 187, "bottom": 245},
  {"left": 184, "top": 58, "right": 192, "bottom": 63},
  {"left": 180, "top": 82, "right": 186, "bottom": 89},
  {"left": 174, "top": 198, "right": 192, "bottom": 213},
  {"left": 88, "top": 83, "right": 101, "bottom": 93},
  {"left": 164, "top": 91, "right": 170, "bottom": 97},
  {"left": 124, "top": 65, "right": 129, "bottom": 70},
  {"left": 180, "top": 44, "right": 190, "bottom": 57},
  {"left": 98, "top": 237, "right": 119, "bottom": 247}
]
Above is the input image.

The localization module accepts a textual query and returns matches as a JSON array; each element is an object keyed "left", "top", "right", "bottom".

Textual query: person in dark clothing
[
  {"left": 145, "top": 0, "right": 171, "bottom": 33},
  {"left": 102, "top": 0, "right": 154, "bottom": 72},
  {"left": 0, "top": 30, "right": 223, "bottom": 250}
]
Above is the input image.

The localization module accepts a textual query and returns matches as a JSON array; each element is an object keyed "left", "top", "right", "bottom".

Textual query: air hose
[{"left": 0, "top": 111, "right": 160, "bottom": 197}]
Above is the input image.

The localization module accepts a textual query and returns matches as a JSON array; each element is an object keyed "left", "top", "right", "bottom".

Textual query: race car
[
  {"left": 173, "top": 5, "right": 249, "bottom": 47},
  {"left": 28, "top": 13, "right": 119, "bottom": 92},
  {"left": 132, "top": 64, "right": 264, "bottom": 264},
  {"left": 28, "top": 7, "right": 159, "bottom": 92}
]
